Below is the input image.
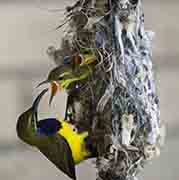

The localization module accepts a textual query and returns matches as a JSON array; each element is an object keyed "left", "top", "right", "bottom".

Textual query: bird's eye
[{"left": 129, "top": 0, "right": 138, "bottom": 5}]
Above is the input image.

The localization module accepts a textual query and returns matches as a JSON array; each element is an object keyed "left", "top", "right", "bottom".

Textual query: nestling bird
[
  {"left": 16, "top": 89, "right": 94, "bottom": 180},
  {"left": 38, "top": 52, "right": 97, "bottom": 105}
]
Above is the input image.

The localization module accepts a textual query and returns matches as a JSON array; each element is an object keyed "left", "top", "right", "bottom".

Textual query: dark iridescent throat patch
[{"left": 37, "top": 118, "right": 62, "bottom": 136}]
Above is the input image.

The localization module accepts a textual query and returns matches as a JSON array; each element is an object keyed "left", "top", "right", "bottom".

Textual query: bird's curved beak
[
  {"left": 36, "top": 80, "right": 50, "bottom": 88},
  {"left": 32, "top": 88, "right": 49, "bottom": 127},
  {"left": 32, "top": 88, "right": 48, "bottom": 112}
]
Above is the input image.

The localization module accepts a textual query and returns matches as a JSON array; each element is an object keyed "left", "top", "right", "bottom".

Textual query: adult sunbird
[{"left": 16, "top": 89, "right": 93, "bottom": 180}]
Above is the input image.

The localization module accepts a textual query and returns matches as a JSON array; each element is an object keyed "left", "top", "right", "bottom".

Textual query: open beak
[
  {"left": 49, "top": 81, "right": 60, "bottom": 106},
  {"left": 37, "top": 80, "right": 60, "bottom": 106}
]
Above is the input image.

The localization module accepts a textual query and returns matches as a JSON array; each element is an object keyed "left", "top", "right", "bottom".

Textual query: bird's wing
[{"left": 37, "top": 134, "right": 76, "bottom": 180}]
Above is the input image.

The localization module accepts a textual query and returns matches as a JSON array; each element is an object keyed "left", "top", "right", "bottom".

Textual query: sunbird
[{"left": 16, "top": 89, "right": 94, "bottom": 180}]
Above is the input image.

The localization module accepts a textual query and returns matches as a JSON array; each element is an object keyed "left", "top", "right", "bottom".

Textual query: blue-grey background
[{"left": 0, "top": 1, "right": 178, "bottom": 180}]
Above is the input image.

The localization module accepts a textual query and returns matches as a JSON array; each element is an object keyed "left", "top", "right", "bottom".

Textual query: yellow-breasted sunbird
[{"left": 16, "top": 89, "right": 93, "bottom": 180}]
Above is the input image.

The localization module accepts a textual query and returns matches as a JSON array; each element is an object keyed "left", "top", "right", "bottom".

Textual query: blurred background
[{"left": 0, "top": 0, "right": 178, "bottom": 180}]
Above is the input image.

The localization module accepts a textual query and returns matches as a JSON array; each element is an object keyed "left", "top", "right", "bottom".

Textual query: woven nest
[{"left": 43, "top": 0, "right": 165, "bottom": 179}]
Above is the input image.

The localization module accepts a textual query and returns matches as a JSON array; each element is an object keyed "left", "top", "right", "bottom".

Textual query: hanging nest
[{"left": 42, "top": 0, "right": 165, "bottom": 180}]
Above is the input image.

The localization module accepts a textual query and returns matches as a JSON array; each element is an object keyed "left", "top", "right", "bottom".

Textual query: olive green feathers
[{"left": 16, "top": 89, "right": 76, "bottom": 180}]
